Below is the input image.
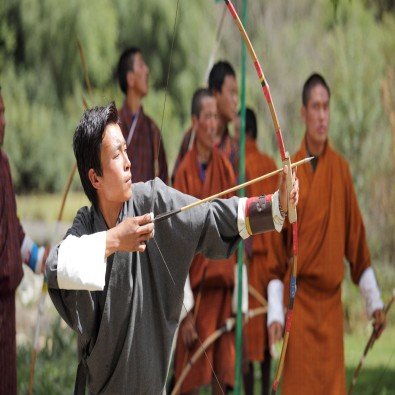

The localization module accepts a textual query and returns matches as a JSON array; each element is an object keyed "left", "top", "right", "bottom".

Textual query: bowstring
[
  {"left": 149, "top": 1, "right": 225, "bottom": 392},
  {"left": 152, "top": 238, "right": 223, "bottom": 392},
  {"left": 150, "top": 0, "right": 180, "bottom": 214}
]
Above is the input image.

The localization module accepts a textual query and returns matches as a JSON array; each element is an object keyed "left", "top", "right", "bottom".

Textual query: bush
[{"left": 17, "top": 317, "right": 77, "bottom": 394}]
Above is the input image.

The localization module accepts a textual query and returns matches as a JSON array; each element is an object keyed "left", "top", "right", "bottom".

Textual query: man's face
[
  {"left": 214, "top": 75, "right": 238, "bottom": 124},
  {"left": 0, "top": 95, "right": 5, "bottom": 147},
  {"left": 128, "top": 52, "right": 150, "bottom": 97},
  {"left": 301, "top": 84, "right": 330, "bottom": 149},
  {"left": 193, "top": 97, "right": 218, "bottom": 153},
  {"left": 93, "top": 124, "right": 132, "bottom": 206}
]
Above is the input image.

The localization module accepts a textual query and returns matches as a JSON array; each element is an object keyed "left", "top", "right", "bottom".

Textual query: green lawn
[
  {"left": 16, "top": 191, "right": 89, "bottom": 223},
  {"left": 344, "top": 325, "right": 395, "bottom": 395}
]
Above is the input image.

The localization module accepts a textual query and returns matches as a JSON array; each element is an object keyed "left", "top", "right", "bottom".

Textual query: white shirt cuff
[
  {"left": 180, "top": 275, "right": 195, "bottom": 321},
  {"left": 359, "top": 267, "right": 384, "bottom": 318},
  {"left": 57, "top": 232, "right": 107, "bottom": 291},
  {"left": 267, "top": 279, "right": 285, "bottom": 327},
  {"left": 21, "top": 235, "right": 34, "bottom": 261},
  {"left": 21, "top": 236, "right": 45, "bottom": 274},
  {"left": 272, "top": 190, "right": 285, "bottom": 232},
  {"left": 232, "top": 264, "right": 249, "bottom": 314},
  {"left": 237, "top": 197, "right": 249, "bottom": 239}
]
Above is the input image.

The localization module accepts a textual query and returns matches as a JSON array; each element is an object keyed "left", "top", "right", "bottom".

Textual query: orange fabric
[
  {"left": 268, "top": 137, "right": 371, "bottom": 395},
  {"left": 243, "top": 139, "right": 279, "bottom": 362},
  {"left": 173, "top": 145, "right": 237, "bottom": 392}
]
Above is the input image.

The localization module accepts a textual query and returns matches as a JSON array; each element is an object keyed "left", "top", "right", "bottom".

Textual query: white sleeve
[
  {"left": 232, "top": 264, "right": 248, "bottom": 314},
  {"left": 237, "top": 197, "right": 249, "bottom": 239},
  {"left": 237, "top": 192, "right": 284, "bottom": 239},
  {"left": 57, "top": 232, "right": 107, "bottom": 291},
  {"left": 272, "top": 190, "right": 285, "bottom": 232},
  {"left": 180, "top": 275, "right": 195, "bottom": 321},
  {"left": 359, "top": 267, "right": 384, "bottom": 318},
  {"left": 267, "top": 279, "right": 285, "bottom": 327}
]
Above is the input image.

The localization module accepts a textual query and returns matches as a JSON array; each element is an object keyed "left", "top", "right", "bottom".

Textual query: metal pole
[{"left": 235, "top": 0, "right": 248, "bottom": 392}]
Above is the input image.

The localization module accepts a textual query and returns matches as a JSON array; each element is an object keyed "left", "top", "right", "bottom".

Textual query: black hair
[
  {"left": 117, "top": 47, "right": 141, "bottom": 94},
  {"left": 191, "top": 88, "right": 213, "bottom": 117},
  {"left": 73, "top": 102, "right": 120, "bottom": 207},
  {"left": 208, "top": 61, "right": 236, "bottom": 93},
  {"left": 302, "top": 73, "right": 331, "bottom": 106},
  {"left": 238, "top": 107, "right": 257, "bottom": 140},
  {"left": 245, "top": 107, "right": 257, "bottom": 140}
]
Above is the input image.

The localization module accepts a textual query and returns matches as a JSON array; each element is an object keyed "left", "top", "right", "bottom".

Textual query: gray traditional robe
[{"left": 46, "top": 179, "right": 273, "bottom": 394}]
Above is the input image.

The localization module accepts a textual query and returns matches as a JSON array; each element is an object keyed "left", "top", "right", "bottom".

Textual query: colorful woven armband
[{"left": 244, "top": 194, "right": 275, "bottom": 235}]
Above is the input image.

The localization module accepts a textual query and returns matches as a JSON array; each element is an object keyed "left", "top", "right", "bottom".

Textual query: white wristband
[
  {"left": 232, "top": 264, "right": 248, "bottom": 314},
  {"left": 267, "top": 279, "right": 285, "bottom": 327},
  {"left": 272, "top": 191, "right": 285, "bottom": 233},
  {"left": 359, "top": 267, "right": 384, "bottom": 318}
]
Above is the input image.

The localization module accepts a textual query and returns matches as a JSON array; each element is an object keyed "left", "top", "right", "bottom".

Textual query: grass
[
  {"left": 345, "top": 326, "right": 395, "bottom": 395},
  {"left": 16, "top": 191, "right": 89, "bottom": 223}
]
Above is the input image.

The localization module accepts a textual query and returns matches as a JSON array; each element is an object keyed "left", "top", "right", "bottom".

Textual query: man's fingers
[
  {"left": 137, "top": 243, "right": 147, "bottom": 253},
  {"left": 138, "top": 233, "right": 153, "bottom": 244},
  {"left": 136, "top": 223, "right": 154, "bottom": 235},
  {"left": 275, "top": 326, "right": 283, "bottom": 341},
  {"left": 136, "top": 213, "right": 154, "bottom": 225}
]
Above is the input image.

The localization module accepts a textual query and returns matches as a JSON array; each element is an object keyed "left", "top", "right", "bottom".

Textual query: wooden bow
[
  {"left": 222, "top": 1, "right": 299, "bottom": 392},
  {"left": 171, "top": 306, "right": 267, "bottom": 395}
]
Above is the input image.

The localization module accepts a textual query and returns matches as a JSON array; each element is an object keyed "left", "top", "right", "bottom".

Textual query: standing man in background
[
  {"left": 117, "top": 47, "right": 168, "bottom": 183},
  {"left": 0, "top": 87, "right": 48, "bottom": 394},
  {"left": 172, "top": 61, "right": 239, "bottom": 182},
  {"left": 173, "top": 88, "right": 239, "bottom": 394},
  {"left": 267, "top": 73, "right": 386, "bottom": 395}
]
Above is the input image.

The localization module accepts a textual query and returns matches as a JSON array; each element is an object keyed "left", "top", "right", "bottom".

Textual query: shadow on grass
[{"left": 346, "top": 365, "right": 395, "bottom": 395}]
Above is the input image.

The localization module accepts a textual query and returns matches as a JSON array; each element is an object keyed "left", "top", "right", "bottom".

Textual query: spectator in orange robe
[
  {"left": 173, "top": 88, "right": 239, "bottom": 394},
  {"left": 267, "top": 73, "right": 386, "bottom": 395},
  {"left": 172, "top": 61, "right": 239, "bottom": 183}
]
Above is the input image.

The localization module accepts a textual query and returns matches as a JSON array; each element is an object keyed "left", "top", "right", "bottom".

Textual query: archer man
[{"left": 46, "top": 102, "right": 298, "bottom": 394}]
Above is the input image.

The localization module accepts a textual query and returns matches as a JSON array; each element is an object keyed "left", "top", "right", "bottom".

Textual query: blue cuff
[{"left": 28, "top": 243, "right": 39, "bottom": 272}]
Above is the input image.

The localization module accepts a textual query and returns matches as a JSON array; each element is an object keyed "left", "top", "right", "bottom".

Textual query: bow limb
[
  {"left": 271, "top": 155, "right": 298, "bottom": 393},
  {"left": 171, "top": 321, "right": 230, "bottom": 395},
  {"left": 171, "top": 307, "right": 267, "bottom": 395},
  {"left": 222, "top": 1, "right": 298, "bottom": 393}
]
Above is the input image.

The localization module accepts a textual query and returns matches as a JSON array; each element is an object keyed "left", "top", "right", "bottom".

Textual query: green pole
[{"left": 235, "top": 0, "right": 247, "bottom": 393}]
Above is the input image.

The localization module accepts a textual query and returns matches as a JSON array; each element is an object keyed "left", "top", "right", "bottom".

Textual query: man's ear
[
  {"left": 88, "top": 168, "right": 101, "bottom": 190},
  {"left": 212, "top": 89, "right": 220, "bottom": 101},
  {"left": 126, "top": 70, "right": 135, "bottom": 89},
  {"left": 191, "top": 114, "right": 199, "bottom": 131},
  {"left": 300, "top": 105, "right": 306, "bottom": 123}
]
